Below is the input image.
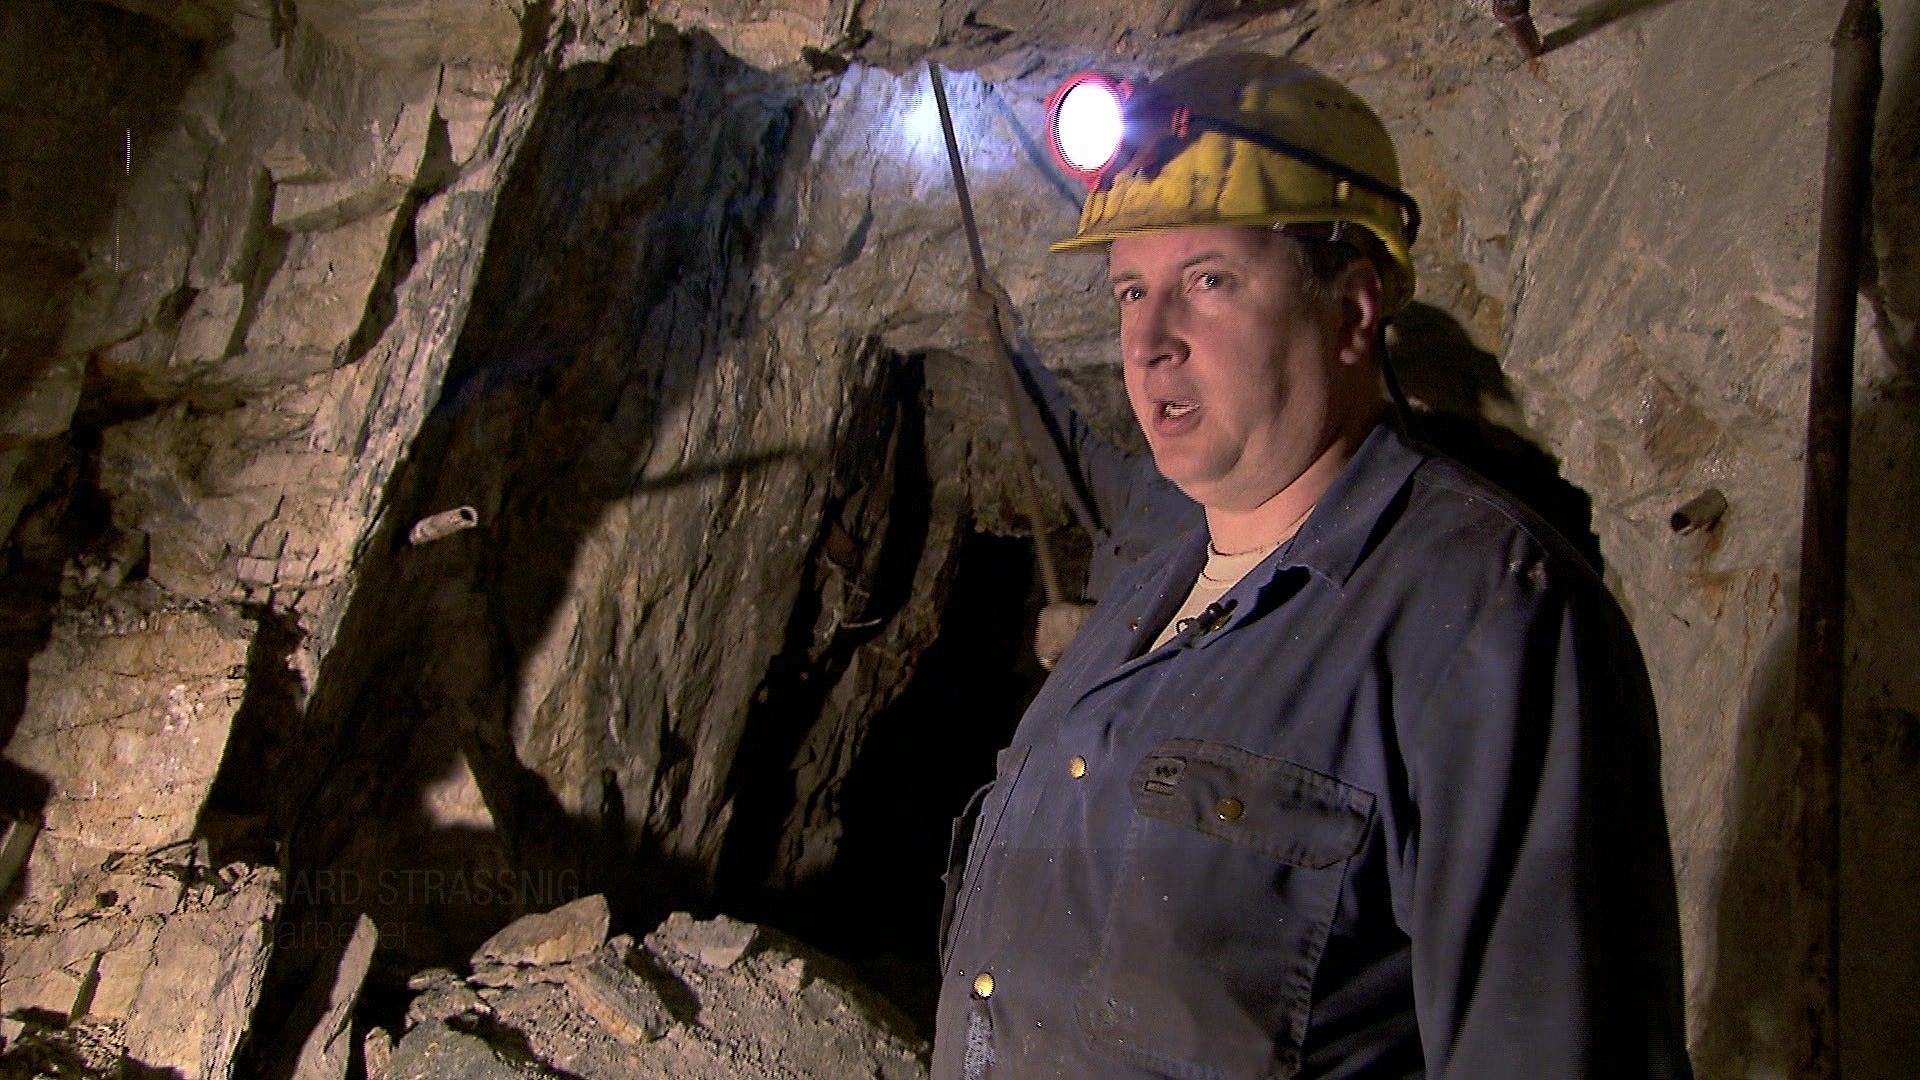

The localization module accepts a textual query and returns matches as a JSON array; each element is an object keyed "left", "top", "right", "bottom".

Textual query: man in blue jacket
[{"left": 933, "top": 52, "right": 1691, "bottom": 1077}]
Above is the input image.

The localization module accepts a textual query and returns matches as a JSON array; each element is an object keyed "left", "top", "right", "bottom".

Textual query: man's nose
[{"left": 1123, "top": 294, "right": 1187, "bottom": 369}]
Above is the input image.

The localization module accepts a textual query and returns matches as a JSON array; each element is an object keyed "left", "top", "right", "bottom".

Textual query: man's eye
[
  {"left": 1194, "top": 271, "right": 1223, "bottom": 290},
  {"left": 1114, "top": 284, "right": 1145, "bottom": 304}
]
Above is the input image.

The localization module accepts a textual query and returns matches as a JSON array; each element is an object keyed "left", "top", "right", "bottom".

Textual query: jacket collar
[
  {"left": 1271, "top": 420, "right": 1424, "bottom": 591},
  {"left": 1111, "top": 421, "right": 1425, "bottom": 661}
]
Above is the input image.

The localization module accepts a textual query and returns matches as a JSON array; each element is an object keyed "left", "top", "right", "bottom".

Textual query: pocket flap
[{"left": 1129, "top": 737, "right": 1373, "bottom": 869}]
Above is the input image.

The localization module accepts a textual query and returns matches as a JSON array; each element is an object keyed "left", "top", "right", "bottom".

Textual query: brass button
[
  {"left": 973, "top": 971, "right": 996, "bottom": 998},
  {"left": 1067, "top": 755, "right": 1088, "bottom": 779},
  {"left": 1215, "top": 797, "right": 1245, "bottom": 821},
  {"left": 1129, "top": 617, "right": 1142, "bottom": 631}
]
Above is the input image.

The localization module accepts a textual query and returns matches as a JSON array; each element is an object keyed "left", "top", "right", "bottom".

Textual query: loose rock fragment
[
  {"left": 365, "top": 1026, "right": 395, "bottom": 1080},
  {"left": 406, "top": 979, "right": 490, "bottom": 1028},
  {"left": 471, "top": 894, "right": 610, "bottom": 969},
  {"left": 385, "top": 1020, "right": 564, "bottom": 1080},
  {"left": 647, "top": 910, "right": 761, "bottom": 971},
  {"left": 556, "top": 950, "right": 677, "bottom": 1044},
  {"left": 385, "top": 909, "right": 927, "bottom": 1079},
  {"left": 287, "top": 914, "right": 380, "bottom": 1080}
]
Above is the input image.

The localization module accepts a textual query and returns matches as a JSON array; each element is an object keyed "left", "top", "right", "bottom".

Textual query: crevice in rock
[
  {"left": 0, "top": 411, "right": 123, "bottom": 782},
  {"left": 336, "top": 114, "right": 459, "bottom": 376},
  {"left": 209, "top": 171, "right": 287, "bottom": 405},
  {"left": 712, "top": 343, "right": 926, "bottom": 901},
  {"left": 774, "top": 527, "right": 1046, "bottom": 1032},
  {"left": 339, "top": 189, "right": 422, "bottom": 372}
]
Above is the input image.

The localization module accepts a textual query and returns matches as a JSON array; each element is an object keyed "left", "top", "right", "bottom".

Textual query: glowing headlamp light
[
  {"left": 1044, "top": 72, "right": 1209, "bottom": 191},
  {"left": 1045, "top": 73, "right": 1134, "bottom": 185}
]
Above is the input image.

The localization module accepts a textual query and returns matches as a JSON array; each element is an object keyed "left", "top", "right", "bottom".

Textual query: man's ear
[{"left": 1334, "top": 259, "right": 1384, "bottom": 367}]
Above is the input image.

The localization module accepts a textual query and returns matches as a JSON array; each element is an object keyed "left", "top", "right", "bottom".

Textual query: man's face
[{"left": 1109, "top": 225, "right": 1361, "bottom": 513}]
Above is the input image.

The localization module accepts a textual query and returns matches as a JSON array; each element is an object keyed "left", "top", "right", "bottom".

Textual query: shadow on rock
[{"left": 1389, "top": 301, "right": 1605, "bottom": 573}]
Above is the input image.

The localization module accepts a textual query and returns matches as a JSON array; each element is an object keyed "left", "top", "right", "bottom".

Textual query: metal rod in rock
[
  {"left": 1791, "top": 2, "right": 1881, "bottom": 1076},
  {"left": 928, "top": 60, "right": 1067, "bottom": 605}
]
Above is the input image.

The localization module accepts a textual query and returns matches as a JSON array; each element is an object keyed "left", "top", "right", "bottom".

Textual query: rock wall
[
  {"left": 2, "top": 0, "right": 1916, "bottom": 1075},
  {"left": 265, "top": 24, "right": 1080, "bottom": 1007},
  {"left": 1388, "top": 2, "right": 1920, "bottom": 1073},
  {"left": 2, "top": 854, "right": 280, "bottom": 1079},
  {"left": 2, "top": 0, "right": 543, "bottom": 1072}
]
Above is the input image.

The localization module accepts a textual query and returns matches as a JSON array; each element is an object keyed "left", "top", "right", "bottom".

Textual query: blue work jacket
[{"left": 933, "top": 423, "right": 1692, "bottom": 1079}]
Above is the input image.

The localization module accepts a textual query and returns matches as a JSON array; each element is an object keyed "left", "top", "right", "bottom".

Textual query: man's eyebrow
[
  {"left": 1108, "top": 250, "right": 1231, "bottom": 286},
  {"left": 1177, "top": 250, "right": 1228, "bottom": 271}
]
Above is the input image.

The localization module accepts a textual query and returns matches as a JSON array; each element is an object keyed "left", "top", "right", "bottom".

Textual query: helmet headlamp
[
  {"left": 1045, "top": 74, "right": 1207, "bottom": 192},
  {"left": 1045, "top": 73, "right": 1134, "bottom": 185},
  {"left": 1046, "top": 55, "right": 1423, "bottom": 312},
  {"left": 1044, "top": 67, "right": 1422, "bottom": 242}
]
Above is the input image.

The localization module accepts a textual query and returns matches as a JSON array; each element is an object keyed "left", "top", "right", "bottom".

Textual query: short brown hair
[{"left": 1274, "top": 224, "right": 1387, "bottom": 303}]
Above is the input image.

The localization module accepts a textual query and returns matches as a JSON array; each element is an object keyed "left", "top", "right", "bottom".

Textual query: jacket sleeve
[
  {"left": 1397, "top": 549, "right": 1693, "bottom": 1078},
  {"left": 999, "top": 338, "right": 1142, "bottom": 542}
]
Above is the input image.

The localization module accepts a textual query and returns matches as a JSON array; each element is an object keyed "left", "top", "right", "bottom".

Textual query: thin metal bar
[
  {"left": 1792, "top": 2, "right": 1881, "bottom": 1076},
  {"left": 928, "top": 61, "right": 1067, "bottom": 605},
  {"left": 928, "top": 65, "right": 990, "bottom": 289}
]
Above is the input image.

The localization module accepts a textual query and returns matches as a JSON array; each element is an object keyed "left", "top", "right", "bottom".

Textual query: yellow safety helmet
[{"left": 1046, "top": 53, "right": 1419, "bottom": 312}]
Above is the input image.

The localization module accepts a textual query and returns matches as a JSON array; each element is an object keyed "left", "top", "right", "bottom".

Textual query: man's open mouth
[{"left": 1160, "top": 400, "right": 1199, "bottom": 420}]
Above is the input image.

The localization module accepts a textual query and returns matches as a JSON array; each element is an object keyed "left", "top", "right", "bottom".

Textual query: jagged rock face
[
  {"left": 0, "top": 853, "right": 279, "bottom": 1078},
  {"left": 265, "top": 30, "right": 1058, "bottom": 993},
  {"left": 7, "top": 596, "right": 253, "bottom": 882},
  {"left": 3, "top": 0, "right": 1919, "bottom": 1077}
]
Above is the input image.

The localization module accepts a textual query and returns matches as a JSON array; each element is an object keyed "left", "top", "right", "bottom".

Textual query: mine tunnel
[{"left": 2, "top": 0, "right": 1918, "bottom": 1077}]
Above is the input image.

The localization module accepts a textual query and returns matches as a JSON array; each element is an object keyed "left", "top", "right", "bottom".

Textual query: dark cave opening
[{"left": 764, "top": 528, "right": 1049, "bottom": 1032}]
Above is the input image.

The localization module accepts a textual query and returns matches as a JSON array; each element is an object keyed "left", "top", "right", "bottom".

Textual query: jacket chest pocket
[{"left": 1076, "top": 737, "right": 1375, "bottom": 1079}]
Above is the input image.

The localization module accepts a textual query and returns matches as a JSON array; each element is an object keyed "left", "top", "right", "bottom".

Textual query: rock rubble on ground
[{"left": 384, "top": 902, "right": 928, "bottom": 1080}]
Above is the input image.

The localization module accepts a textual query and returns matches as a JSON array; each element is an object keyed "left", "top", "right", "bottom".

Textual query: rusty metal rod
[
  {"left": 1492, "top": 0, "right": 1544, "bottom": 59},
  {"left": 1792, "top": 2, "right": 1881, "bottom": 1076},
  {"left": 928, "top": 61, "right": 1068, "bottom": 605}
]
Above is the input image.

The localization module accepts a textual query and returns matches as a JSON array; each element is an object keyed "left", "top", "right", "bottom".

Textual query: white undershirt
[{"left": 1148, "top": 541, "right": 1283, "bottom": 651}]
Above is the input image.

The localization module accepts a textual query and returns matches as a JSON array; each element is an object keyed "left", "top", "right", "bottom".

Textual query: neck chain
[
  {"left": 1198, "top": 537, "right": 1281, "bottom": 583},
  {"left": 1198, "top": 520, "right": 1312, "bottom": 586},
  {"left": 1207, "top": 501, "right": 1317, "bottom": 561}
]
